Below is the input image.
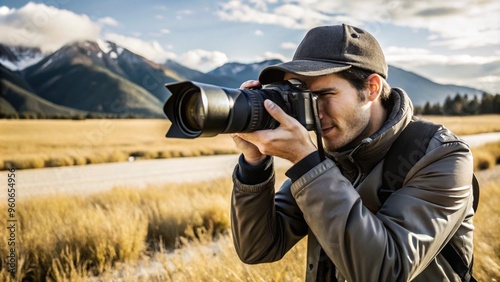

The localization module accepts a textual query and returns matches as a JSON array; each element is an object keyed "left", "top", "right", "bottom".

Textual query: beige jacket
[{"left": 231, "top": 89, "right": 475, "bottom": 281}]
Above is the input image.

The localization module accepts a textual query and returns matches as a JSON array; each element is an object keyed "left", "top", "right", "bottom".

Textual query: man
[{"left": 230, "top": 24, "right": 475, "bottom": 281}]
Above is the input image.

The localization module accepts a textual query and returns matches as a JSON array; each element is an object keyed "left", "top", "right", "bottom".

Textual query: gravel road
[{"left": 1, "top": 132, "right": 499, "bottom": 201}]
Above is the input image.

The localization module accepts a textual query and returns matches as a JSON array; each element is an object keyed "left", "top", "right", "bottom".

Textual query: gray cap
[{"left": 259, "top": 24, "right": 388, "bottom": 84}]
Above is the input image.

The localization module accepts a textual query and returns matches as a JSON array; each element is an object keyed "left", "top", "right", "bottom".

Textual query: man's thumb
[{"left": 264, "top": 99, "right": 288, "bottom": 124}]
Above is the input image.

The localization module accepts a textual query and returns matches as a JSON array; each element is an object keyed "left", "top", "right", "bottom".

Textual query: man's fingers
[
  {"left": 264, "top": 99, "right": 294, "bottom": 127},
  {"left": 240, "top": 80, "right": 261, "bottom": 89}
]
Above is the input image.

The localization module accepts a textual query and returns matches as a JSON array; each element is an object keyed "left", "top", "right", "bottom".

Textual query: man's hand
[
  {"left": 231, "top": 80, "right": 317, "bottom": 165},
  {"left": 235, "top": 99, "right": 317, "bottom": 164}
]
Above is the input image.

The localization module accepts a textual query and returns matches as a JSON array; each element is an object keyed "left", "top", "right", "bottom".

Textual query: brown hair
[{"left": 338, "top": 68, "right": 392, "bottom": 108}]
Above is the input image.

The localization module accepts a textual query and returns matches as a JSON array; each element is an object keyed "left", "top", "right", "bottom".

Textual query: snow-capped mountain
[
  {"left": 207, "top": 59, "right": 282, "bottom": 87},
  {"left": 0, "top": 40, "right": 484, "bottom": 119},
  {"left": 0, "top": 44, "right": 46, "bottom": 71}
]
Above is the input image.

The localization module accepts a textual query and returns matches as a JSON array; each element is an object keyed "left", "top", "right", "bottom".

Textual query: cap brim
[{"left": 259, "top": 60, "right": 352, "bottom": 84}]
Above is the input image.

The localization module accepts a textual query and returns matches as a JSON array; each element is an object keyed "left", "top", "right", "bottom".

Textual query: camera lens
[
  {"left": 164, "top": 81, "right": 290, "bottom": 138},
  {"left": 181, "top": 89, "right": 205, "bottom": 131}
]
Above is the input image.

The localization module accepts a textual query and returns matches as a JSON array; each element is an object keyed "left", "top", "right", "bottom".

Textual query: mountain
[
  {"left": 0, "top": 64, "right": 88, "bottom": 118},
  {"left": 206, "top": 60, "right": 482, "bottom": 105},
  {"left": 207, "top": 59, "right": 283, "bottom": 88},
  {"left": 163, "top": 59, "right": 236, "bottom": 87},
  {"left": 22, "top": 41, "right": 165, "bottom": 117},
  {"left": 0, "top": 41, "right": 486, "bottom": 119},
  {"left": 387, "top": 65, "right": 483, "bottom": 106},
  {"left": 0, "top": 44, "right": 45, "bottom": 71}
]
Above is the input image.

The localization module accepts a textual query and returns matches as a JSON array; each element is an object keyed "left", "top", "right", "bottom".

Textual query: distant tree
[
  {"left": 464, "top": 95, "right": 480, "bottom": 115},
  {"left": 452, "top": 93, "right": 465, "bottom": 115},
  {"left": 421, "top": 101, "right": 443, "bottom": 115},
  {"left": 430, "top": 102, "right": 444, "bottom": 115},
  {"left": 72, "top": 114, "right": 86, "bottom": 120},
  {"left": 19, "top": 112, "right": 37, "bottom": 119},
  {"left": 423, "top": 102, "right": 432, "bottom": 115},
  {"left": 443, "top": 96, "right": 453, "bottom": 115},
  {"left": 414, "top": 105, "right": 424, "bottom": 115},
  {"left": 480, "top": 92, "right": 494, "bottom": 114},
  {"left": 493, "top": 94, "right": 500, "bottom": 113}
]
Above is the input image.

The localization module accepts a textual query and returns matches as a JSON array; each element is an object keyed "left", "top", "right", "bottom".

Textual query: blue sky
[{"left": 1, "top": 0, "right": 499, "bottom": 93}]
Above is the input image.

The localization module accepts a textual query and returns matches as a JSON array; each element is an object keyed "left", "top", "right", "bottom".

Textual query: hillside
[
  {"left": 0, "top": 41, "right": 486, "bottom": 118},
  {"left": 25, "top": 62, "right": 164, "bottom": 117},
  {"left": 387, "top": 65, "right": 482, "bottom": 106},
  {"left": 0, "top": 64, "right": 87, "bottom": 117}
]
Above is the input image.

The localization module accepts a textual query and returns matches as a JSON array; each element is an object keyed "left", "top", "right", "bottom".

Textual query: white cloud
[
  {"left": 104, "top": 33, "right": 176, "bottom": 63},
  {"left": 178, "top": 49, "right": 229, "bottom": 72},
  {"left": 215, "top": 0, "right": 500, "bottom": 49},
  {"left": 257, "top": 51, "right": 288, "bottom": 62},
  {"left": 98, "top": 16, "right": 119, "bottom": 27},
  {"left": 176, "top": 9, "right": 193, "bottom": 20},
  {"left": 280, "top": 42, "right": 297, "bottom": 50},
  {"left": 385, "top": 46, "right": 500, "bottom": 66},
  {"left": 254, "top": 29, "right": 263, "bottom": 36},
  {"left": 0, "top": 2, "right": 100, "bottom": 52},
  {"left": 478, "top": 75, "right": 500, "bottom": 83},
  {"left": 385, "top": 45, "right": 500, "bottom": 93},
  {"left": 0, "top": 6, "right": 14, "bottom": 16}
]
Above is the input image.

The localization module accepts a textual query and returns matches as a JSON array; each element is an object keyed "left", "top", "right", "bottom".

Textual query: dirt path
[{"left": 0, "top": 155, "right": 291, "bottom": 201}]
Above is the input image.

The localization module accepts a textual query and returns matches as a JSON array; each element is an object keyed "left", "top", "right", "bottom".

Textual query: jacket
[{"left": 230, "top": 88, "right": 475, "bottom": 281}]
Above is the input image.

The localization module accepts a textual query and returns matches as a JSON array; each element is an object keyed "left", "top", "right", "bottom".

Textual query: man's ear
[{"left": 367, "top": 74, "right": 382, "bottom": 102}]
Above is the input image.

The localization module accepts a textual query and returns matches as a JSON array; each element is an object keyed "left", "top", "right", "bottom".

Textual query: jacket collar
[{"left": 329, "top": 88, "right": 414, "bottom": 184}]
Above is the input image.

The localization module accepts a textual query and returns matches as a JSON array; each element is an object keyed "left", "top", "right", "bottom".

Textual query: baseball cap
[{"left": 259, "top": 24, "right": 388, "bottom": 84}]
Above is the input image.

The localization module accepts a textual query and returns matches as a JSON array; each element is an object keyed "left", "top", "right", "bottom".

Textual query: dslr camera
[{"left": 163, "top": 79, "right": 317, "bottom": 138}]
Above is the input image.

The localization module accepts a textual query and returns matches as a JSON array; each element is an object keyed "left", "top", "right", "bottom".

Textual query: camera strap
[{"left": 311, "top": 95, "right": 326, "bottom": 161}]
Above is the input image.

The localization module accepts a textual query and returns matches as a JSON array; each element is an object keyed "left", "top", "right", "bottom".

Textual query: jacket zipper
[{"left": 348, "top": 138, "right": 372, "bottom": 187}]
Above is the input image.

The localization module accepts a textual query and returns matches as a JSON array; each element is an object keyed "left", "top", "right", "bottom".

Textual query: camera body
[
  {"left": 163, "top": 79, "right": 316, "bottom": 138},
  {"left": 262, "top": 79, "right": 315, "bottom": 131}
]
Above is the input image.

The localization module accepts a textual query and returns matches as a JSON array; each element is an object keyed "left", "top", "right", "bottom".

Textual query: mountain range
[{"left": 0, "top": 41, "right": 483, "bottom": 119}]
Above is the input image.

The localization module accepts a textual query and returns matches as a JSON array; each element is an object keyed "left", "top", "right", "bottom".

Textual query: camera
[{"left": 163, "top": 79, "right": 316, "bottom": 138}]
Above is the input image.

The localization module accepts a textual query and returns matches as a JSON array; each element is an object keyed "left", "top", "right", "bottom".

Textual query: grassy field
[
  {"left": 0, "top": 119, "right": 238, "bottom": 170},
  {"left": 0, "top": 115, "right": 499, "bottom": 280},
  {"left": 420, "top": 115, "right": 500, "bottom": 135},
  {"left": 0, "top": 162, "right": 498, "bottom": 281},
  {"left": 1, "top": 115, "right": 500, "bottom": 170}
]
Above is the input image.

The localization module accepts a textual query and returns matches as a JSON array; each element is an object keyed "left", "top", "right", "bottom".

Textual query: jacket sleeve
[
  {"left": 231, "top": 161, "right": 309, "bottom": 263},
  {"left": 291, "top": 140, "right": 474, "bottom": 281}
]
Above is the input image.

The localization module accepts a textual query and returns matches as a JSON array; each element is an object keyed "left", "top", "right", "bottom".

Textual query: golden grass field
[
  {"left": 422, "top": 114, "right": 500, "bottom": 135},
  {"left": 0, "top": 119, "right": 238, "bottom": 170},
  {"left": 0, "top": 165, "right": 498, "bottom": 281},
  {"left": 1, "top": 114, "right": 500, "bottom": 170},
  {"left": 0, "top": 116, "right": 499, "bottom": 281}
]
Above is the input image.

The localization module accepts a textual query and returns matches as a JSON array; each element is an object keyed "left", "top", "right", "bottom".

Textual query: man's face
[{"left": 284, "top": 72, "right": 373, "bottom": 152}]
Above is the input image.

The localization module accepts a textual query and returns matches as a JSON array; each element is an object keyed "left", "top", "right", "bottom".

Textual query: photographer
[{"left": 230, "top": 24, "right": 475, "bottom": 281}]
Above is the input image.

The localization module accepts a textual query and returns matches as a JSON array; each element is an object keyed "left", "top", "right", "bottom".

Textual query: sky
[{"left": 0, "top": 0, "right": 499, "bottom": 93}]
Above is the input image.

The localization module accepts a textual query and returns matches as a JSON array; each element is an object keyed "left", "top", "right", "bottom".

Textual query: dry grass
[
  {"left": 0, "top": 162, "right": 498, "bottom": 281},
  {"left": 98, "top": 235, "right": 307, "bottom": 282},
  {"left": 0, "top": 177, "right": 235, "bottom": 281},
  {"left": 2, "top": 115, "right": 500, "bottom": 170},
  {"left": 472, "top": 141, "right": 500, "bottom": 171},
  {"left": 0, "top": 119, "right": 238, "bottom": 170},
  {"left": 420, "top": 115, "right": 500, "bottom": 135},
  {"left": 472, "top": 170, "right": 500, "bottom": 281},
  {"left": 0, "top": 117, "right": 499, "bottom": 281}
]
